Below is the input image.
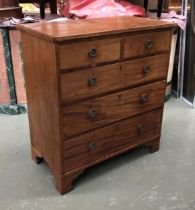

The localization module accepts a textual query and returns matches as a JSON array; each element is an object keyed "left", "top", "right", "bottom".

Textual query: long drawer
[
  {"left": 124, "top": 30, "right": 171, "bottom": 59},
  {"left": 62, "top": 81, "right": 166, "bottom": 138},
  {"left": 63, "top": 109, "right": 162, "bottom": 172},
  {"left": 61, "top": 54, "right": 169, "bottom": 103},
  {"left": 59, "top": 38, "right": 120, "bottom": 70}
]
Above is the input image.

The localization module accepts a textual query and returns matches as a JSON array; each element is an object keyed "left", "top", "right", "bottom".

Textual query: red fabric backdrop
[{"left": 59, "top": 0, "right": 145, "bottom": 19}]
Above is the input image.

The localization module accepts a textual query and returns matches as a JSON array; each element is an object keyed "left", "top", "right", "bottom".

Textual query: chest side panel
[{"left": 21, "top": 32, "right": 62, "bottom": 176}]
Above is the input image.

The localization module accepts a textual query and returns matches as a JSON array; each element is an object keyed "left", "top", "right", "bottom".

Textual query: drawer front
[
  {"left": 63, "top": 109, "right": 162, "bottom": 172},
  {"left": 124, "top": 30, "right": 171, "bottom": 59},
  {"left": 59, "top": 38, "right": 120, "bottom": 70},
  {"left": 61, "top": 54, "right": 169, "bottom": 103},
  {"left": 62, "top": 81, "right": 166, "bottom": 138}
]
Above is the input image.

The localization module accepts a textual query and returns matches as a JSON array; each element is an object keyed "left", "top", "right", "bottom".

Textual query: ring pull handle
[
  {"left": 88, "top": 48, "right": 97, "bottom": 58},
  {"left": 140, "top": 94, "right": 148, "bottom": 104},
  {"left": 88, "top": 142, "right": 96, "bottom": 151},
  {"left": 88, "top": 108, "right": 97, "bottom": 118},
  {"left": 145, "top": 40, "right": 153, "bottom": 49},
  {"left": 143, "top": 65, "right": 150, "bottom": 73},
  {"left": 138, "top": 124, "right": 145, "bottom": 133},
  {"left": 88, "top": 77, "right": 96, "bottom": 87}
]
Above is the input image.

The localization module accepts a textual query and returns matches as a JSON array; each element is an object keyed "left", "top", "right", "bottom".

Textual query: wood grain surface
[
  {"left": 17, "top": 16, "right": 175, "bottom": 42},
  {"left": 63, "top": 109, "right": 162, "bottom": 172},
  {"left": 59, "top": 38, "right": 120, "bottom": 70},
  {"left": 124, "top": 30, "right": 171, "bottom": 58},
  {"left": 21, "top": 32, "right": 62, "bottom": 178},
  {"left": 62, "top": 81, "right": 166, "bottom": 138},
  {"left": 61, "top": 54, "right": 169, "bottom": 103}
]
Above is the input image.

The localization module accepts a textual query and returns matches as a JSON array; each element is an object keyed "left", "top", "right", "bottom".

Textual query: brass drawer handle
[
  {"left": 88, "top": 77, "right": 96, "bottom": 87},
  {"left": 143, "top": 65, "right": 150, "bottom": 73},
  {"left": 145, "top": 40, "right": 153, "bottom": 49},
  {"left": 138, "top": 124, "right": 145, "bottom": 133},
  {"left": 140, "top": 94, "right": 148, "bottom": 104},
  {"left": 88, "top": 48, "right": 97, "bottom": 57},
  {"left": 88, "top": 108, "right": 97, "bottom": 118},
  {"left": 88, "top": 141, "right": 96, "bottom": 151}
]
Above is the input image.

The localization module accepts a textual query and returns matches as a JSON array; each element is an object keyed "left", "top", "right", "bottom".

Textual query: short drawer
[
  {"left": 61, "top": 54, "right": 169, "bottom": 103},
  {"left": 124, "top": 30, "right": 171, "bottom": 59},
  {"left": 59, "top": 38, "right": 120, "bottom": 70},
  {"left": 63, "top": 109, "right": 162, "bottom": 172},
  {"left": 62, "top": 81, "right": 166, "bottom": 138}
]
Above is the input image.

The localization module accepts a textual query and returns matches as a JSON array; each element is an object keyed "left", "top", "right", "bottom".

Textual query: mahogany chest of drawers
[{"left": 17, "top": 17, "right": 175, "bottom": 194}]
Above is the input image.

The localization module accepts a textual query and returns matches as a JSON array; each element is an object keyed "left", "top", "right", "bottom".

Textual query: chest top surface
[{"left": 17, "top": 16, "right": 175, "bottom": 42}]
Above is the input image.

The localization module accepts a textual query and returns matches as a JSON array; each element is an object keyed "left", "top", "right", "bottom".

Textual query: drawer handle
[
  {"left": 88, "top": 142, "right": 96, "bottom": 151},
  {"left": 88, "top": 48, "right": 97, "bottom": 57},
  {"left": 140, "top": 94, "right": 148, "bottom": 104},
  {"left": 88, "top": 77, "right": 96, "bottom": 87},
  {"left": 145, "top": 40, "right": 153, "bottom": 49},
  {"left": 88, "top": 108, "right": 97, "bottom": 118},
  {"left": 138, "top": 124, "right": 145, "bottom": 133},
  {"left": 143, "top": 65, "right": 150, "bottom": 73}
]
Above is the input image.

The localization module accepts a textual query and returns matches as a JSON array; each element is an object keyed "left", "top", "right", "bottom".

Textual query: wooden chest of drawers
[{"left": 17, "top": 16, "right": 175, "bottom": 195}]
